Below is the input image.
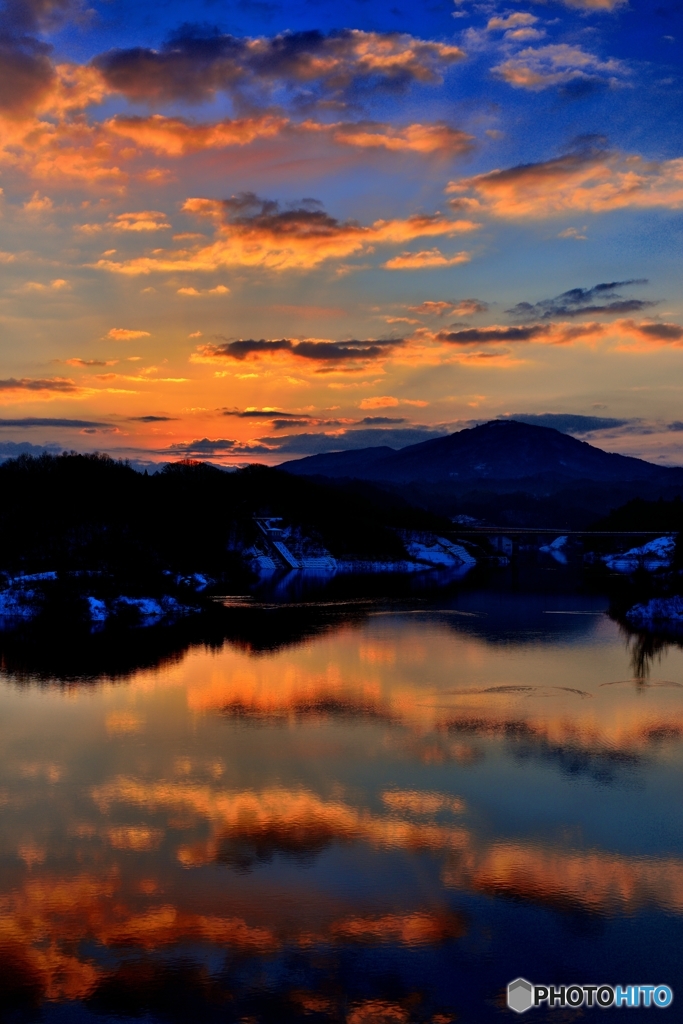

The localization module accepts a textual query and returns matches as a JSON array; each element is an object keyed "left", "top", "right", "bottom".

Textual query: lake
[{"left": 0, "top": 578, "right": 681, "bottom": 1022}]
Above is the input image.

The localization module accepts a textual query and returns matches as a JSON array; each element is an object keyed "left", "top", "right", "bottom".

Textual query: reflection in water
[{"left": 0, "top": 588, "right": 682, "bottom": 1021}]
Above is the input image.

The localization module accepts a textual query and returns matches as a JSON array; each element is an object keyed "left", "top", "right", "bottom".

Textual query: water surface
[{"left": 1, "top": 587, "right": 681, "bottom": 1022}]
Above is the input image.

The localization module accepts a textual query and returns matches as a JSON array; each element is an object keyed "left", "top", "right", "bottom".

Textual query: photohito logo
[{"left": 507, "top": 979, "right": 674, "bottom": 1013}]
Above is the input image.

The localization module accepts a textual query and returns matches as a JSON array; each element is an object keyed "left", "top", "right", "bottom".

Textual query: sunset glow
[{"left": 0, "top": 0, "right": 680, "bottom": 465}]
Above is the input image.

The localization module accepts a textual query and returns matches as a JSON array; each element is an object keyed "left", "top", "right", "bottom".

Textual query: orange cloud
[
  {"left": 562, "top": 0, "right": 626, "bottom": 8},
  {"left": 445, "top": 841, "right": 683, "bottom": 916},
  {"left": 92, "top": 779, "right": 471, "bottom": 869},
  {"left": 383, "top": 248, "right": 471, "bottom": 270},
  {"left": 612, "top": 319, "right": 683, "bottom": 349},
  {"left": 0, "top": 110, "right": 126, "bottom": 186},
  {"left": 81, "top": 211, "right": 171, "bottom": 233},
  {"left": 95, "top": 194, "right": 479, "bottom": 275},
  {"left": 328, "top": 910, "right": 464, "bottom": 946},
  {"left": 359, "top": 395, "right": 400, "bottom": 409},
  {"left": 381, "top": 790, "right": 465, "bottom": 815},
  {"left": 177, "top": 285, "right": 229, "bottom": 296},
  {"left": 447, "top": 148, "right": 683, "bottom": 219},
  {"left": 106, "top": 825, "right": 162, "bottom": 851},
  {"left": 320, "top": 120, "right": 473, "bottom": 155},
  {"left": 65, "top": 358, "right": 118, "bottom": 367},
  {"left": 20, "top": 278, "right": 69, "bottom": 292},
  {"left": 23, "top": 191, "right": 53, "bottom": 213},
  {"left": 106, "top": 328, "right": 151, "bottom": 341},
  {"left": 106, "top": 112, "right": 288, "bottom": 155}
]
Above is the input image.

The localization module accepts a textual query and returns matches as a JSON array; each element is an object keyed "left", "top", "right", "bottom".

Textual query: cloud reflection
[{"left": 445, "top": 841, "right": 683, "bottom": 916}]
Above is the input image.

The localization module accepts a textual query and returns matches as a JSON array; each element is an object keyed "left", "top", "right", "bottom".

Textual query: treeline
[
  {"left": 591, "top": 496, "right": 683, "bottom": 563},
  {"left": 0, "top": 453, "right": 448, "bottom": 579},
  {"left": 591, "top": 496, "right": 683, "bottom": 533}
]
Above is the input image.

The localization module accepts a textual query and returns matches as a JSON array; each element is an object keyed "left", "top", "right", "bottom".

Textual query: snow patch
[
  {"left": 603, "top": 536, "right": 676, "bottom": 573},
  {"left": 405, "top": 536, "right": 476, "bottom": 568},
  {"left": 87, "top": 596, "right": 108, "bottom": 623},
  {"left": 0, "top": 588, "right": 43, "bottom": 622},
  {"left": 84, "top": 595, "right": 198, "bottom": 628},
  {"left": 540, "top": 535, "right": 568, "bottom": 564},
  {"left": 626, "top": 595, "right": 683, "bottom": 630},
  {"left": 11, "top": 572, "right": 58, "bottom": 584}
]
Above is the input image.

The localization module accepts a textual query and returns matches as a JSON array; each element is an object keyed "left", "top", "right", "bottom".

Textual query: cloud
[
  {"left": 106, "top": 112, "right": 288, "bottom": 154},
  {"left": 264, "top": 426, "right": 448, "bottom": 455},
  {"left": 81, "top": 211, "right": 172, "bottom": 233},
  {"left": 433, "top": 318, "right": 683, "bottom": 352},
  {"left": 0, "top": 440, "right": 63, "bottom": 460},
  {"left": 1, "top": 109, "right": 474, "bottom": 189},
  {"left": 436, "top": 325, "right": 547, "bottom": 344},
  {"left": 561, "top": 0, "right": 627, "bottom": 8},
  {"left": 383, "top": 248, "right": 471, "bottom": 270},
  {"left": 504, "top": 413, "right": 632, "bottom": 434},
  {"left": 558, "top": 226, "right": 587, "bottom": 240},
  {"left": 106, "top": 328, "right": 151, "bottom": 340},
  {"left": 0, "top": 416, "right": 108, "bottom": 427},
  {"left": 167, "top": 438, "right": 239, "bottom": 455},
  {"left": 64, "top": 358, "right": 118, "bottom": 367},
  {"left": 95, "top": 193, "right": 479, "bottom": 275},
  {"left": 320, "top": 119, "right": 473, "bottom": 156},
  {"left": 129, "top": 415, "right": 177, "bottom": 422},
  {"left": 221, "top": 409, "right": 353, "bottom": 431},
  {"left": 506, "top": 280, "right": 654, "bottom": 320},
  {"left": 0, "top": 33, "right": 56, "bottom": 118},
  {"left": 223, "top": 407, "right": 311, "bottom": 419},
  {"left": 409, "top": 299, "right": 488, "bottom": 316},
  {"left": 447, "top": 146, "right": 683, "bottom": 219},
  {"left": 23, "top": 190, "right": 53, "bottom": 212},
  {"left": 360, "top": 416, "right": 406, "bottom": 425},
  {"left": 0, "top": 376, "right": 79, "bottom": 393},
  {"left": 192, "top": 317, "right": 683, "bottom": 380},
  {"left": 177, "top": 285, "right": 229, "bottom": 296},
  {"left": 2, "top": 0, "right": 86, "bottom": 34},
  {"left": 270, "top": 418, "right": 321, "bottom": 430},
  {"left": 103, "top": 111, "right": 474, "bottom": 160},
  {"left": 456, "top": 0, "right": 626, "bottom": 12},
  {"left": 487, "top": 13, "right": 539, "bottom": 32},
  {"left": 93, "top": 27, "right": 465, "bottom": 107},
  {"left": 20, "top": 278, "right": 70, "bottom": 293},
  {"left": 632, "top": 321, "right": 683, "bottom": 343},
  {"left": 359, "top": 396, "right": 399, "bottom": 409},
  {"left": 492, "top": 43, "right": 625, "bottom": 92},
  {"left": 193, "top": 336, "right": 404, "bottom": 366}
]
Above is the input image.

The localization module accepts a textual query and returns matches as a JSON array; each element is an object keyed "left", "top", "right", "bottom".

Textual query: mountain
[
  {"left": 282, "top": 420, "right": 683, "bottom": 487},
  {"left": 280, "top": 420, "right": 683, "bottom": 527}
]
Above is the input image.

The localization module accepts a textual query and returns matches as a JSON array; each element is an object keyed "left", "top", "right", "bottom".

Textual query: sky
[{"left": 0, "top": 0, "right": 682, "bottom": 467}]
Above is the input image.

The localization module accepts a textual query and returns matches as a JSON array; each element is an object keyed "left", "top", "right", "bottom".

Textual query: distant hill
[
  {"left": 282, "top": 420, "right": 683, "bottom": 487},
  {"left": 281, "top": 420, "right": 683, "bottom": 527}
]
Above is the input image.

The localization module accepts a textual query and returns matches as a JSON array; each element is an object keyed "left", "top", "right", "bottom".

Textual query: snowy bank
[
  {"left": 603, "top": 536, "right": 676, "bottom": 573},
  {"left": 625, "top": 595, "right": 683, "bottom": 631}
]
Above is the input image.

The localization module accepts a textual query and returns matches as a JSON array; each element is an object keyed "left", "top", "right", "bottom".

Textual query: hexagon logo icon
[{"left": 508, "top": 978, "right": 534, "bottom": 1014}]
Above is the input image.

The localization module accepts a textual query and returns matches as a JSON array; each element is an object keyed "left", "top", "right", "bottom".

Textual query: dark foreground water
[{"left": 0, "top": 583, "right": 682, "bottom": 1023}]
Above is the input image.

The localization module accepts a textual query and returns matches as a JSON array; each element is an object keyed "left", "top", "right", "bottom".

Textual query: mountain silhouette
[{"left": 282, "top": 420, "right": 683, "bottom": 487}]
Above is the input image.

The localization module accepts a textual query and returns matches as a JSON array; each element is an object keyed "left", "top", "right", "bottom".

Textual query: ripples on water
[{"left": 0, "top": 583, "right": 681, "bottom": 1022}]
